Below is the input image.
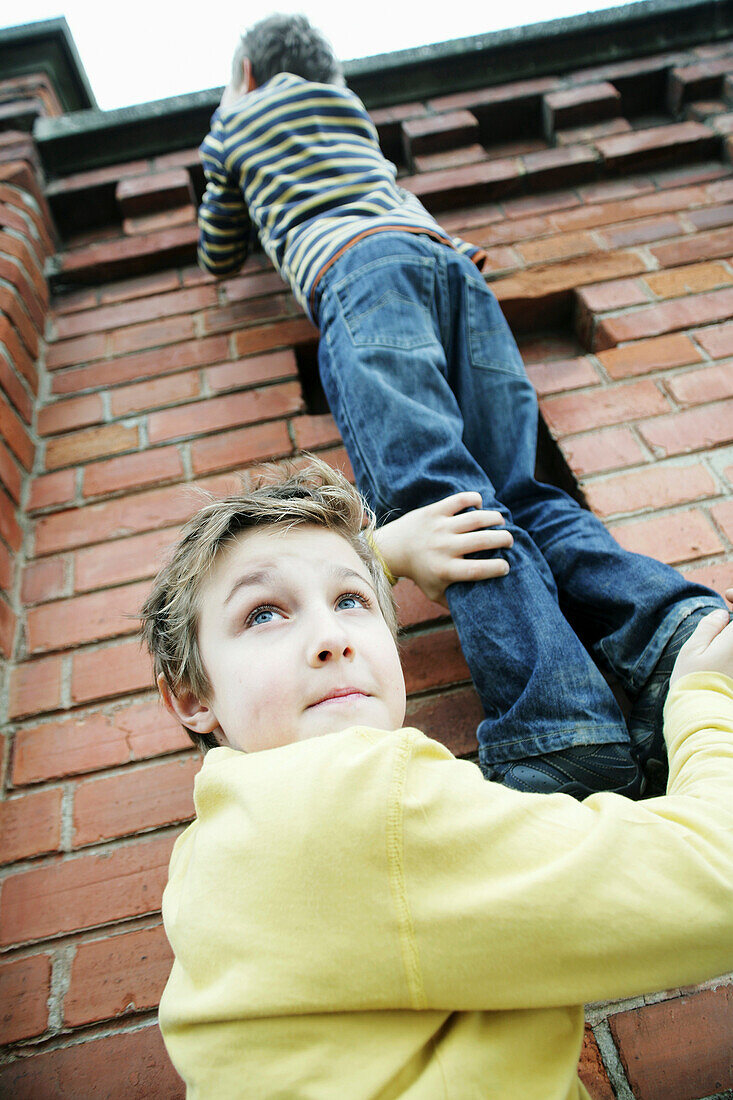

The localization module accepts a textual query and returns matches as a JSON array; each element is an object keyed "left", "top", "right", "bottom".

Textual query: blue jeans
[{"left": 314, "top": 232, "right": 724, "bottom": 769}]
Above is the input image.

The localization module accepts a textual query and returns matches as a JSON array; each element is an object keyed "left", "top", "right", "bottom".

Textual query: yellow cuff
[{"left": 366, "top": 532, "right": 398, "bottom": 586}]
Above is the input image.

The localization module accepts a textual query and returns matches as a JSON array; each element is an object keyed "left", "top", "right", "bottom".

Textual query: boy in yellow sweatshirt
[{"left": 141, "top": 460, "right": 733, "bottom": 1100}]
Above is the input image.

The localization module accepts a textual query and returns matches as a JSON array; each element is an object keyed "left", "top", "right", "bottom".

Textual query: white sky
[{"left": 8, "top": 0, "right": 639, "bottom": 111}]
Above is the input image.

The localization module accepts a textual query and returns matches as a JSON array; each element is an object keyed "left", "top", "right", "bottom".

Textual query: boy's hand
[
  {"left": 374, "top": 492, "right": 513, "bottom": 606},
  {"left": 670, "top": 590, "right": 733, "bottom": 686}
]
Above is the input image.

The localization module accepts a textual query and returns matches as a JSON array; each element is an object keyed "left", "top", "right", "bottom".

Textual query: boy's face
[{"left": 189, "top": 524, "right": 406, "bottom": 752}]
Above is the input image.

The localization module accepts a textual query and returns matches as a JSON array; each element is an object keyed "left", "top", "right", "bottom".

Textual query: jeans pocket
[
  {"left": 334, "top": 256, "right": 436, "bottom": 350},
  {"left": 466, "top": 279, "right": 525, "bottom": 375}
]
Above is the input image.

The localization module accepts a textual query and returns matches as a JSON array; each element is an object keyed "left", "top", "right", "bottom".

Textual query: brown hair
[{"left": 140, "top": 458, "right": 397, "bottom": 752}]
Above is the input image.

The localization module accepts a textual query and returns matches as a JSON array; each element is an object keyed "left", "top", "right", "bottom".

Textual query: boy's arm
[
  {"left": 397, "top": 612, "right": 733, "bottom": 1012},
  {"left": 197, "top": 112, "right": 252, "bottom": 277}
]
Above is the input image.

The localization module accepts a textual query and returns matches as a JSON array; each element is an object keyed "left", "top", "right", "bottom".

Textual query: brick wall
[{"left": 1, "top": 38, "right": 733, "bottom": 1099}]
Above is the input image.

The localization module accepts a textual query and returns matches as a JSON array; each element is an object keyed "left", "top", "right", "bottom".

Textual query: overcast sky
[{"left": 8, "top": 0, "right": 639, "bottom": 111}]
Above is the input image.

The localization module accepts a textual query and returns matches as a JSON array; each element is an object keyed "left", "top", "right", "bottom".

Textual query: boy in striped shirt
[{"left": 197, "top": 13, "right": 726, "bottom": 798}]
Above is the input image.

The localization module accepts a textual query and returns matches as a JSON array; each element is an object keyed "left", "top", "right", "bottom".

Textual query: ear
[
  {"left": 157, "top": 672, "right": 223, "bottom": 741},
  {"left": 241, "top": 56, "right": 257, "bottom": 92}
]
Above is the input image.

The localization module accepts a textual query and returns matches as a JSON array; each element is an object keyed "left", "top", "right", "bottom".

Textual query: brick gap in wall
[{"left": 294, "top": 339, "right": 330, "bottom": 415}]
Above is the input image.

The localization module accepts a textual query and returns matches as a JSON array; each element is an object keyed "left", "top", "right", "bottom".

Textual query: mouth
[{"left": 307, "top": 688, "right": 369, "bottom": 709}]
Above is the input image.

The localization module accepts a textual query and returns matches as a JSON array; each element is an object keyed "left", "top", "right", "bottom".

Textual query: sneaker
[
  {"left": 489, "top": 742, "right": 643, "bottom": 800},
  {"left": 628, "top": 606, "right": 722, "bottom": 778}
]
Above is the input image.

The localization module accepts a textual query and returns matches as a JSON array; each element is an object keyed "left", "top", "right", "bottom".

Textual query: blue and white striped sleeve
[{"left": 197, "top": 113, "right": 252, "bottom": 276}]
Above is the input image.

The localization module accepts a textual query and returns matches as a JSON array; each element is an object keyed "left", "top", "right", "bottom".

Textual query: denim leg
[{"left": 315, "top": 234, "right": 628, "bottom": 767}]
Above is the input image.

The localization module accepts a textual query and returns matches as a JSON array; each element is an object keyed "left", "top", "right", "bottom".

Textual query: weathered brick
[
  {"left": 595, "top": 287, "right": 733, "bottom": 349},
  {"left": 46, "top": 330, "right": 107, "bottom": 370},
  {"left": 83, "top": 446, "right": 184, "bottom": 498},
  {"left": 148, "top": 381, "right": 303, "bottom": 444},
  {"left": 0, "top": 538, "right": 13, "bottom": 592},
  {"left": 0, "top": 787, "right": 63, "bottom": 864},
  {"left": 109, "top": 313, "right": 195, "bottom": 357},
  {"left": 597, "top": 214, "right": 684, "bottom": 249},
  {"left": 666, "top": 363, "right": 733, "bottom": 406},
  {"left": 123, "top": 203, "right": 196, "bottom": 238},
  {"left": 21, "top": 556, "right": 67, "bottom": 604},
  {"left": 233, "top": 316, "right": 318, "bottom": 356},
  {"left": 0, "top": 590, "right": 15, "bottom": 658},
  {"left": 52, "top": 334, "right": 229, "bottom": 395},
  {"left": 393, "top": 578, "right": 448, "bottom": 630},
  {"left": 543, "top": 82, "right": 621, "bottom": 138},
  {"left": 642, "top": 261, "right": 733, "bottom": 299},
  {"left": 401, "top": 626, "right": 470, "bottom": 695},
  {"left": 0, "top": 284, "right": 39, "bottom": 359},
  {"left": 0, "top": 954, "right": 51, "bottom": 1044},
  {"left": 687, "top": 201, "right": 733, "bottom": 230},
  {"left": 525, "top": 357, "right": 600, "bottom": 397},
  {"left": 517, "top": 231, "right": 596, "bottom": 266},
  {"left": 693, "top": 320, "right": 733, "bottom": 359},
  {"left": 0, "top": 436, "right": 22, "bottom": 502},
  {"left": 12, "top": 699, "right": 189, "bottom": 785},
  {"left": 190, "top": 419, "right": 292, "bottom": 475},
  {"left": 650, "top": 226, "right": 733, "bottom": 268},
  {"left": 596, "top": 333, "right": 703, "bottom": 380},
  {"left": 595, "top": 121, "right": 718, "bottom": 172},
  {"left": 45, "top": 423, "right": 139, "bottom": 470},
  {"left": 405, "top": 686, "right": 483, "bottom": 758},
  {"left": 554, "top": 183, "right": 707, "bottom": 235},
  {"left": 0, "top": 346, "right": 35, "bottom": 423},
  {"left": 99, "top": 269, "right": 179, "bottom": 305},
  {"left": 684, "top": 558, "right": 733, "bottom": 594},
  {"left": 222, "top": 268, "right": 286, "bottom": 303},
  {"left": 54, "top": 222, "right": 198, "bottom": 284},
  {"left": 37, "top": 393, "right": 104, "bottom": 436},
  {"left": 0, "top": 1022, "right": 183, "bottom": 1099},
  {"left": 608, "top": 508, "right": 723, "bottom": 564},
  {"left": 109, "top": 371, "right": 200, "bottom": 417},
  {"left": 0, "top": 313, "right": 37, "bottom": 392},
  {"left": 609, "top": 986, "right": 733, "bottom": 1100},
  {"left": 53, "top": 284, "right": 217, "bottom": 342},
  {"left": 26, "top": 580, "right": 148, "bottom": 654},
  {"left": 25, "top": 468, "right": 76, "bottom": 512},
  {"left": 71, "top": 639, "right": 152, "bottom": 705},
  {"left": 413, "top": 144, "right": 488, "bottom": 174},
  {"left": 402, "top": 157, "right": 522, "bottom": 212},
  {"left": 205, "top": 349, "right": 298, "bottom": 393},
  {"left": 64, "top": 924, "right": 173, "bottom": 1026},
  {"left": 583, "top": 463, "right": 717, "bottom": 517},
  {"left": 116, "top": 167, "right": 194, "bottom": 216},
  {"left": 540, "top": 379, "right": 670, "bottom": 436},
  {"left": 0, "top": 389, "right": 34, "bottom": 469},
  {"left": 578, "top": 1027, "right": 615, "bottom": 1100},
  {"left": 0, "top": 834, "right": 175, "bottom": 946},
  {"left": 402, "top": 110, "right": 479, "bottom": 156},
  {"left": 73, "top": 756, "right": 199, "bottom": 847},
  {"left": 711, "top": 498, "right": 733, "bottom": 543},
  {"left": 575, "top": 277, "right": 649, "bottom": 316},
  {"left": 292, "top": 413, "right": 341, "bottom": 450},
  {"left": 8, "top": 655, "right": 63, "bottom": 719},
  {"left": 74, "top": 527, "right": 180, "bottom": 592},
  {"left": 0, "top": 483, "right": 23, "bottom": 551},
  {"left": 639, "top": 398, "right": 733, "bottom": 456}
]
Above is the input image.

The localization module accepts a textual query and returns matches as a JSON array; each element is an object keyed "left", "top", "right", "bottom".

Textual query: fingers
[
  {"left": 454, "top": 528, "right": 514, "bottom": 555},
  {"left": 681, "top": 608, "right": 730, "bottom": 657},
  {"left": 725, "top": 587, "right": 733, "bottom": 604},
  {"left": 451, "top": 508, "right": 506, "bottom": 533},
  {"left": 434, "top": 491, "right": 485, "bottom": 516},
  {"left": 448, "top": 557, "right": 510, "bottom": 583}
]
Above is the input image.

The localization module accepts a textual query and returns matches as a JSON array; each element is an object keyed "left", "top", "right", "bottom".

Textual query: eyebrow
[{"left": 223, "top": 562, "right": 377, "bottom": 606}]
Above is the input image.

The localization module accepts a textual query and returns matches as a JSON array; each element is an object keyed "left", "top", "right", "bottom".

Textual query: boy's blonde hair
[{"left": 140, "top": 459, "right": 398, "bottom": 752}]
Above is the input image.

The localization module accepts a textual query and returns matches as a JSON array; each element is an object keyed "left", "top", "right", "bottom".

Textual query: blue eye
[
  {"left": 248, "top": 606, "right": 280, "bottom": 627},
  {"left": 337, "top": 593, "right": 367, "bottom": 611}
]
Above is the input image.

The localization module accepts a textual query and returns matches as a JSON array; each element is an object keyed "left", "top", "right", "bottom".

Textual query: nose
[{"left": 307, "top": 612, "right": 354, "bottom": 667}]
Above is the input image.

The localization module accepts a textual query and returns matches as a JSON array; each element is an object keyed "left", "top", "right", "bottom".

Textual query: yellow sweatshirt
[{"left": 159, "top": 672, "right": 733, "bottom": 1099}]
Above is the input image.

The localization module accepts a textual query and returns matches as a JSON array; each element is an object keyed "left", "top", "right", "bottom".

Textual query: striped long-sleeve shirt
[{"left": 198, "top": 73, "right": 485, "bottom": 320}]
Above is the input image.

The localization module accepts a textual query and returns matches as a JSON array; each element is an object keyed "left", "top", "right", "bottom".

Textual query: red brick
[
  {"left": 21, "top": 556, "right": 67, "bottom": 604},
  {"left": 0, "top": 833, "right": 175, "bottom": 946},
  {"left": 83, "top": 446, "right": 184, "bottom": 498},
  {"left": 116, "top": 167, "right": 193, "bottom": 215},
  {"left": 0, "top": 590, "right": 15, "bottom": 658},
  {"left": 596, "top": 333, "right": 703, "bottom": 380},
  {"left": 608, "top": 508, "right": 723, "bottom": 565},
  {"left": 543, "top": 81, "right": 621, "bottom": 134},
  {"left": 687, "top": 201, "right": 733, "bottom": 230},
  {"left": 53, "top": 287, "right": 98, "bottom": 314},
  {"left": 8, "top": 655, "right": 63, "bottom": 719},
  {"left": 54, "top": 284, "right": 216, "bottom": 341},
  {"left": 402, "top": 157, "right": 523, "bottom": 211},
  {"left": 64, "top": 924, "right": 173, "bottom": 1026},
  {"left": 0, "top": 436, "right": 22, "bottom": 501},
  {"left": 540, "top": 379, "right": 670, "bottom": 437},
  {"left": 595, "top": 287, "right": 733, "bottom": 349},
  {"left": 45, "top": 423, "right": 139, "bottom": 470},
  {"left": 148, "top": 381, "right": 303, "bottom": 443},
  {"left": 609, "top": 986, "right": 733, "bottom": 1100},
  {"left": 73, "top": 756, "right": 199, "bottom": 847},
  {"left": 0, "top": 284, "right": 39, "bottom": 358},
  {"left": 222, "top": 268, "right": 286, "bottom": 303},
  {"left": 583, "top": 463, "right": 717, "bottom": 517},
  {"left": 598, "top": 214, "right": 684, "bottom": 249},
  {"left": 0, "top": 345, "right": 35, "bottom": 423},
  {"left": 0, "top": 389, "right": 34, "bottom": 468},
  {"left": 667, "top": 362, "right": 733, "bottom": 406},
  {"left": 651, "top": 227, "right": 733, "bottom": 268},
  {"left": 0, "top": 787, "right": 63, "bottom": 864},
  {"left": 109, "top": 371, "right": 200, "bottom": 416},
  {"left": 26, "top": 580, "right": 149, "bottom": 654},
  {"left": 233, "top": 316, "right": 318, "bottom": 356},
  {"left": 71, "top": 639, "right": 153, "bottom": 705},
  {"left": 517, "top": 230, "right": 596, "bottom": 266},
  {"left": 0, "top": 954, "right": 51, "bottom": 1043},
  {"left": 45, "top": 330, "right": 107, "bottom": 370},
  {"left": 694, "top": 320, "right": 733, "bottom": 359},
  {"left": 199, "top": 292, "right": 297, "bottom": 336},
  {"left": 55, "top": 222, "right": 198, "bottom": 283},
  {"left": 401, "top": 626, "right": 470, "bottom": 695},
  {"left": 474, "top": 212, "right": 549, "bottom": 248},
  {"left": 595, "top": 120, "right": 717, "bottom": 171},
  {"left": 405, "top": 686, "right": 482, "bottom": 758},
  {"left": 109, "top": 314, "right": 195, "bottom": 357},
  {"left": 123, "top": 204, "right": 196, "bottom": 238},
  {"left": 51, "top": 334, "right": 228, "bottom": 395},
  {"left": 26, "top": 468, "right": 76, "bottom": 511},
  {"left": 0, "top": 1022, "right": 183, "bottom": 1099},
  {"left": 575, "top": 278, "right": 649, "bottom": 316},
  {"left": 99, "top": 269, "right": 180, "bottom": 305},
  {"left": 393, "top": 578, "right": 448, "bottom": 630},
  {"left": 403, "top": 110, "right": 480, "bottom": 155},
  {"left": 525, "top": 356, "right": 600, "bottom": 397},
  {"left": 37, "top": 393, "right": 104, "bottom": 436},
  {"left": 0, "top": 313, "right": 37, "bottom": 392},
  {"left": 428, "top": 75, "right": 556, "bottom": 114},
  {"left": 552, "top": 183, "right": 708, "bottom": 234},
  {"left": 34, "top": 483, "right": 195, "bottom": 555},
  {"left": 205, "top": 348, "right": 298, "bottom": 392},
  {"left": 683, "top": 559, "right": 733, "bottom": 595},
  {"left": 712, "top": 499, "right": 733, "bottom": 543},
  {"left": 643, "top": 261, "right": 733, "bottom": 299},
  {"left": 292, "top": 413, "right": 341, "bottom": 450},
  {"left": 413, "top": 144, "right": 488, "bottom": 174},
  {"left": 190, "top": 419, "right": 292, "bottom": 475},
  {"left": 0, "top": 538, "right": 12, "bottom": 592},
  {"left": 639, "top": 398, "right": 733, "bottom": 456},
  {"left": 0, "top": 483, "right": 22, "bottom": 551},
  {"left": 578, "top": 1027, "right": 615, "bottom": 1100},
  {"left": 0, "top": 231, "right": 46, "bottom": 301},
  {"left": 74, "top": 527, "right": 180, "bottom": 592},
  {"left": 12, "top": 699, "right": 190, "bottom": 785}
]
